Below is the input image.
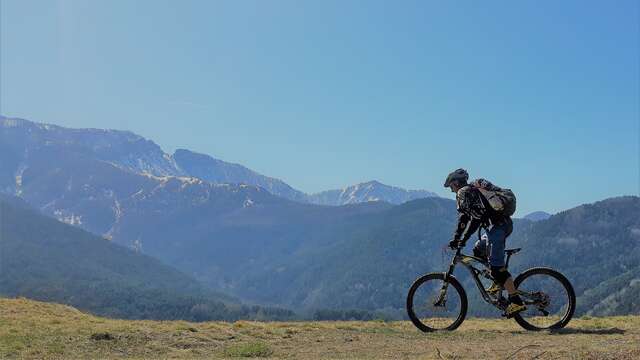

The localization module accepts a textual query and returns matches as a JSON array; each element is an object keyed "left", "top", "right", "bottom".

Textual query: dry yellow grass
[{"left": 1, "top": 297, "right": 638, "bottom": 359}]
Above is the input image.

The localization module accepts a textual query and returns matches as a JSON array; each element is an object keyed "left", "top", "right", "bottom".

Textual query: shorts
[{"left": 473, "top": 219, "right": 513, "bottom": 267}]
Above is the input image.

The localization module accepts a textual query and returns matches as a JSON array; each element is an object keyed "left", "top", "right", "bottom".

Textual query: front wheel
[
  {"left": 513, "top": 267, "right": 576, "bottom": 331},
  {"left": 406, "top": 273, "right": 468, "bottom": 332}
]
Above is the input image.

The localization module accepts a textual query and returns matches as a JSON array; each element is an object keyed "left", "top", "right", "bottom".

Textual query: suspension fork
[
  {"left": 444, "top": 247, "right": 462, "bottom": 281},
  {"left": 435, "top": 248, "right": 461, "bottom": 306}
]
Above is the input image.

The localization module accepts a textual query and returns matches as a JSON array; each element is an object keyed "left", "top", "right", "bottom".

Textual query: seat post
[{"left": 504, "top": 248, "right": 521, "bottom": 268}]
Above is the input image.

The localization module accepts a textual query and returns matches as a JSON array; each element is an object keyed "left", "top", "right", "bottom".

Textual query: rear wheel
[
  {"left": 406, "top": 273, "right": 467, "bottom": 332},
  {"left": 513, "top": 267, "right": 575, "bottom": 331}
]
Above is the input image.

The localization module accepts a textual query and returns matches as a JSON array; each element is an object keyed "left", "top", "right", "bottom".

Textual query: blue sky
[{"left": 1, "top": 0, "right": 638, "bottom": 215}]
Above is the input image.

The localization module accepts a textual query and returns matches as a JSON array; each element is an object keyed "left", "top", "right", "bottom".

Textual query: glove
[{"left": 449, "top": 239, "right": 464, "bottom": 250}]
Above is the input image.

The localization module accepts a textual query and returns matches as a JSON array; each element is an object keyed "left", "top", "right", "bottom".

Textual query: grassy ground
[{"left": 1, "top": 298, "right": 638, "bottom": 359}]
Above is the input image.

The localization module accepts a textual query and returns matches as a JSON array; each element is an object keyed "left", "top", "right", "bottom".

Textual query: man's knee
[{"left": 490, "top": 266, "right": 511, "bottom": 285}]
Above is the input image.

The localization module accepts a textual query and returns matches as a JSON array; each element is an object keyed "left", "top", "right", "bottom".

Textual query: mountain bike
[{"left": 406, "top": 245, "right": 575, "bottom": 331}]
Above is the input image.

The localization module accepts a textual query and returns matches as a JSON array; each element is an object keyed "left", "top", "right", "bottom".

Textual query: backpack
[{"left": 471, "top": 178, "right": 516, "bottom": 217}]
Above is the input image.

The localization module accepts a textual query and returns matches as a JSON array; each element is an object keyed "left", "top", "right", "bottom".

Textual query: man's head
[{"left": 444, "top": 168, "right": 469, "bottom": 193}]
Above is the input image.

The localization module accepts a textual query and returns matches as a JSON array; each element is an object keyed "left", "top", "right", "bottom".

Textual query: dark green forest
[
  {"left": 0, "top": 195, "right": 294, "bottom": 321},
  {"left": 2, "top": 193, "right": 638, "bottom": 321},
  {"left": 219, "top": 196, "right": 640, "bottom": 317}
]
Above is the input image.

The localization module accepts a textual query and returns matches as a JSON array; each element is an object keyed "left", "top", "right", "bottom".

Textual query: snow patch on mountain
[
  {"left": 171, "top": 149, "right": 308, "bottom": 202},
  {"left": 14, "top": 164, "right": 27, "bottom": 196},
  {"left": 308, "top": 180, "right": 438, "bottom": 206},
  {"left": 53, "top": 210, "right": 83, "bottom": 226},
  {"left": 1, "top": 116, "right": 439, "bottom": 208}
]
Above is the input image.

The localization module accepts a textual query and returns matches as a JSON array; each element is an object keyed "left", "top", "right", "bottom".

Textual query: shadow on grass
[
  {"left": 548, "top": 327, "right": 625, "bottom": 335},
  {"left": 506, "top": 327, "right": 626, "bottom": 335}
]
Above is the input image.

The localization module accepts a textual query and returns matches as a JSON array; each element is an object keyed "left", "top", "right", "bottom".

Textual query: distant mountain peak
[
  {"left": 1, "top": 115, "right": 438, "bottom": 207},
  {"left": 171, "top": 148, "right": 308, "bottom": 202},
  {"left": 1, "top": 115, "right": 182, "bottom": 177},
  {"left": 1, "top": 115, "right": 143, "bottom": 140},
  {"left": 360, "top": 180, "right": 382, "bottom": 186},
  {"left": 523, "top": 211, "right": 552, "bottom": 221},
  {"left": 310, "top": 180, "right": 438, "bottom": 206}
]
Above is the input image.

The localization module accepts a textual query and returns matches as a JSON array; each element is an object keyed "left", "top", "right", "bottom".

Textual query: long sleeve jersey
[
  {"left": 453, "top": 182, "right": 512, "bottom": 243},
  {"left": 453, "top": 180, "right": 513, "bottom": 243},
  {"left": 453, "top": 185, "right": 486, "bottom": 242}
]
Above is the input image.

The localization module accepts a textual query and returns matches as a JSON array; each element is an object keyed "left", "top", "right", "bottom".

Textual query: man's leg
[
  {"left": 504, "top": 278, "right": 518, "bottom": 294},
  {"left": 487, "top": 223, "right": 525, "bottom": 315},
  {"left": 487, "top": 223, "right": 509, "bottom": 284}
]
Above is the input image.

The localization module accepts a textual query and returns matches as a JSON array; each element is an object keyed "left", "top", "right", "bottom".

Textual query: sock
[{"left": 508, "top": 294, "right": 523, "bottom": 305}]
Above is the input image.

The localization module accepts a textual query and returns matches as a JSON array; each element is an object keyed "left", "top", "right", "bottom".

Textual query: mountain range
[
  {"left": 0, "top": 116, "right": 436, "bottom": 206},
  {"left": 0, "top": 194, "right": 293, "bottom": 321},
  {"left": 1, "top": 115, "right": 638, "bottom": 319}
]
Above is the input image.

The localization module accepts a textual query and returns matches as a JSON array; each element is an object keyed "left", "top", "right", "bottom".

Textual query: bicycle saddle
[{"left": 504, "top": 248, "right": 522, "bottom": 255}]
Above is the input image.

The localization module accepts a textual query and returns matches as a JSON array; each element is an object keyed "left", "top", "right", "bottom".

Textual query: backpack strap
[{"left": 472, "top": 186, "right": 494, "bottom": 226}]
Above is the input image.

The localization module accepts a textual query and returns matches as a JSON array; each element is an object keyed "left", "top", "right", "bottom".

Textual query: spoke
[
  {"left": 517, "top": 274, "right": 571, "bottom": 329},
  {"left": 412, "top": 278, "right": 462, "bottom": 330}
]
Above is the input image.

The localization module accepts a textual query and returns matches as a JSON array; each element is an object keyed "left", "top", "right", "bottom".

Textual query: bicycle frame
[
  {"left": 436, "top": 247, "right": 515, "bottom": 309},
  {"left": 408, "top": 245, "right": 574, "bottom": 331}
]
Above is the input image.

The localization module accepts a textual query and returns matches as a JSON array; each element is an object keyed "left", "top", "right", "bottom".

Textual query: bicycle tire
[
  {"left": 406, "top": 272, "right": 468, "bottom": 332},
  {"left": 513, "top": 267, "right": 576, "bottom": 331}
]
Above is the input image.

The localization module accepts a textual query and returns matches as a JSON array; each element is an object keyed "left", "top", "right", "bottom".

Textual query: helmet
[{"left": 444, "top": 168, "right": 469, "bottom": 187}]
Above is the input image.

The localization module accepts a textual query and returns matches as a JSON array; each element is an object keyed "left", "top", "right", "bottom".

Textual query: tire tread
[
  {"left": 513, "top": 267, "right": 576, "bottom": 331},
  {"left": 406, "top": 273, "right": 468, "bottom": 332}
]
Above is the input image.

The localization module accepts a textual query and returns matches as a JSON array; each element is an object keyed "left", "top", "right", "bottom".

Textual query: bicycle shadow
[
  {"left": 507, "top": 327, "right": 625, "bottom": 335},
  {"left": 547, "top": 327, "right": 625, "bottom": 335}
]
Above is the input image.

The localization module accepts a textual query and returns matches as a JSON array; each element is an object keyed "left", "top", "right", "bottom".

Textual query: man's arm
[
  {"left": 453, "top": 213, "right": 481, "bottom": 245},
  {"left": 453, "top": 212, "right": 470, "bottom": 241},
  {"left": 461, "top": 217, "right": 481, "bottom": 244},
  {"left": 451, "top": 186, "right": 483, "bottom": 247}
]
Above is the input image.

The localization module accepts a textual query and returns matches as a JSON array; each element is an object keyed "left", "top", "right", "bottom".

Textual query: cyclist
[{"left": 444, "top": 168, "right": 526, "bottom": 317}]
